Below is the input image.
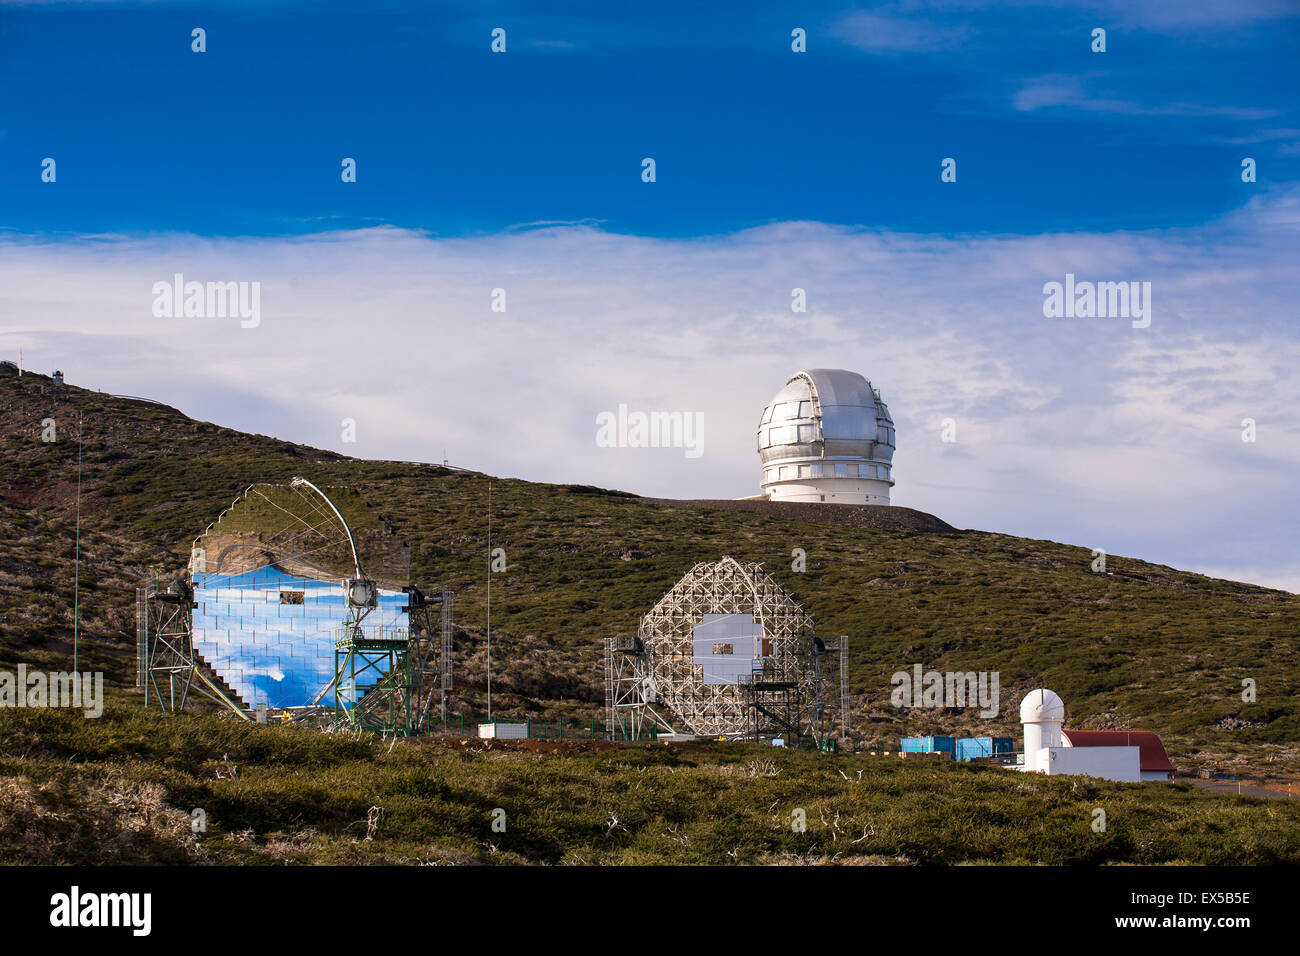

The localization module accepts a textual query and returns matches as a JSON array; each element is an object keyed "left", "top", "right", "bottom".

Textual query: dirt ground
[
  {"left": 414, "top": 735, "right": 705, "bottom": 756},
  {"left": 1184, "top": 777, "right": 1300, "bottom": 800},
  {"left": 653, "top": 497, "right": 957, "bottom": 533}
]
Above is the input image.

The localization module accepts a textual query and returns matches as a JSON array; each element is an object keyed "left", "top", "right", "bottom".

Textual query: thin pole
[
  {"left": 73, "top": 413, "right": 83, "bottom": 672},
  {"left": 486, "top": 481, "right": 492, "bottom": 722}
]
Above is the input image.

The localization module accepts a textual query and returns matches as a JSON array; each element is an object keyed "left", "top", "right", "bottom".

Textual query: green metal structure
[{"left": 333, "top": 624, "right": 417, "bottom": 735}]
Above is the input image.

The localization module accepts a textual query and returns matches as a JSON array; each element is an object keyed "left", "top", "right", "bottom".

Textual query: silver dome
[{"left": 757, "top": 369, "right": 895, "bottom": 469}]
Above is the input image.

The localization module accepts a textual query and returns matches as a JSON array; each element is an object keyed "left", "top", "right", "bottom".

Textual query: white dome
[
  {"left": 1020, "top": 688, "right": 1065, "bottom": 723},
  {"left": 757, "top": 369, "right": 896, "bottom": 505}
]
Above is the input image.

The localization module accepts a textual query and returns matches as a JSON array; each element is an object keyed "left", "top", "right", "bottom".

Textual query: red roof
[{"left": 1061, "top": 730, "right": 1175, "bottom": 773}]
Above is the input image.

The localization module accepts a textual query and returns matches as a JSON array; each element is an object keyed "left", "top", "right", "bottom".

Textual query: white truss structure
[{"left": 607, "top": 556, "right": 846, "bottom": 741}]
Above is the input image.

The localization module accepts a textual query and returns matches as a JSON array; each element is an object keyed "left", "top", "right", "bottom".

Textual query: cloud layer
[{"left": 3, "top": 190, "right": 1298, "bottom": 590}]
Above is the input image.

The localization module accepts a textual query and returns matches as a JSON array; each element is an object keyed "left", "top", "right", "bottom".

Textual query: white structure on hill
[
  {"left": 1018, "top": 689, "right": 1175, "bottom": 783},
  {"left": 757, "top": 369, "right": 895, "bottom": 505}
]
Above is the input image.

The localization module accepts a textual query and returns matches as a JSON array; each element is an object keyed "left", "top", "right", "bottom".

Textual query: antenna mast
[
  {"left": 486, "top": 481, "right": 492, "bottom": 722},
  {"left": 73, "top": 413, "right": 83, "bottom": 671}
]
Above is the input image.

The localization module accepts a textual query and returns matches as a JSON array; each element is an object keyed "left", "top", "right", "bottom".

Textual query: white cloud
[
  {"left": 850, "top": 0, "right": 1299, "bottom": 35},
  {"left": 2, "top": 192, "right": 1298, "bottom": 592},
  {"left": 1012, "top": 73, "right": 1278, "bottom": 119},
  {"left": 832, "top": 9, "right": 972, "bottom": 53}
]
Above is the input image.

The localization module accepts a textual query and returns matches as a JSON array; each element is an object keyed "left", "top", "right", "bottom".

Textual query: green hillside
[
  {"left": 4, "top": 703, "right": 1298, "bottom": 866},
  {"left": 1, "top": 364, "right": 1297, "bottom": 779}
]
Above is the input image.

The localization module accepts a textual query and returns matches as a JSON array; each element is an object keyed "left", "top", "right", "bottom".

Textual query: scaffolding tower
[
  {"left": 605, "top": 634, "right": 675, "bottom": 740},
  {"left": 605, "top": 557, "right": 852, "bottom": 746},
  {"left": 402, "top": 587, "right": 455, "bottom": 733},
  {"left": 137, "top": 576, "right": 250, "bottom": 720},
  {"left": 332, "top": 624, "right": 414, "bottom": 734}
]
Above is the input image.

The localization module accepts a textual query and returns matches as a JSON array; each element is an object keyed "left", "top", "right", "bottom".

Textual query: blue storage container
[
  {"left": 900, "top": 736, "right": 956, "bottom": 757},
  {"left": 955, "top": 736, "right": 1014, "bottom": 761}
]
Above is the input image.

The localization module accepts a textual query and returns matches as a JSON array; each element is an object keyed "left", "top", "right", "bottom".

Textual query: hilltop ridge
[{"left": 1, "top": 364, "right": 1296, "bottom": 775}]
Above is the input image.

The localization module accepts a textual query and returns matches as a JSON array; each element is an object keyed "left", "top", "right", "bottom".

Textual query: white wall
[
  {"left": 762, "top": 477, "right": 892, "bottom": 505},
  {"left": 1023, "top": 722, "right": 1063, "bottom": 770},
  {"left": 1032, "top": 745, "right": 1141, "bottom": 782},
  {"left": 478, "top": 722, "right": 528, "bottom": 739}
]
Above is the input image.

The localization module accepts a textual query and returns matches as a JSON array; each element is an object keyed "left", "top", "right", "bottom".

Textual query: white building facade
[
  {"left": 1017, "top": 689, "right": 1174, "bottom": 783},
  {"left": 758, "top": 369, "right": 896, "bottom": 505}
]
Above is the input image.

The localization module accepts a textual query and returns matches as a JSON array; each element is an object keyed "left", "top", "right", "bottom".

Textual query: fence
[{"left": 427, "top": 715, "right": 657, "bottom": 741}]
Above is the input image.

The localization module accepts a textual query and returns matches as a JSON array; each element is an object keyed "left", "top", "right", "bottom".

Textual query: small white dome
[{"left": 1020, "top": 688, "right": 1065, "bottom": 723}]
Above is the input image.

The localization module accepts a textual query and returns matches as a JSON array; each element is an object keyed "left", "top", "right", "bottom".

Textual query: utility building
[{"left": 1018, "top": 689, "right": 1175, "bottom": 782}]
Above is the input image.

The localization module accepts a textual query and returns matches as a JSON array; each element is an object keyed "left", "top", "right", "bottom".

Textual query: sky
[{"left": 1, "top": 0, "right": 1299, "bottom": 591}]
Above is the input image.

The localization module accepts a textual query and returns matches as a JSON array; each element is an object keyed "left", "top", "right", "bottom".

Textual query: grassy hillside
[
  {"left": 3, "top": 703, "right": 1298, "bottom": 865},
  {"left": 1, "top": 364, "right": 1297, "bottom": 779}
]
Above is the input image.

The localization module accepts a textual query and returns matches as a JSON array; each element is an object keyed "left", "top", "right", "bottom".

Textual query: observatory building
[
  {"left": 182, "top": 483, "right": 412, "bottom": 712},
  {"left": 1018, "top": 689, "right": 1174, "bottom": 782},
  {"left": 606, "top": 557, "right": 846, "bottom": 745},
  {"left": 139, "top": 481, "right": 454, "bottom": 736},
  {"left": 757, "top": 369, "right": 895, "bottom": 505}
]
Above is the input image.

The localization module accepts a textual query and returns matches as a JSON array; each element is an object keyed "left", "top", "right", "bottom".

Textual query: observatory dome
[
  {"left": 1020, "top": 688, "right": 1065, "bottom": 723},
  {"left": 757, "top": 369, "right": 895, "bottom": 505}
]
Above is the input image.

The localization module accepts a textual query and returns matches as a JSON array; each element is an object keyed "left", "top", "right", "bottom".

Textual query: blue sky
[
  {"left": 2, "top": 1, "right": 1298, "bottom": 237},
  {"left": 2, "top": 1, "right": 1299, "bottom": 592}
]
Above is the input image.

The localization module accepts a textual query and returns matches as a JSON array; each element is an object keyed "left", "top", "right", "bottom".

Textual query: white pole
[{"left": 289, "top": 476, "right": 363, "bottom": 579}]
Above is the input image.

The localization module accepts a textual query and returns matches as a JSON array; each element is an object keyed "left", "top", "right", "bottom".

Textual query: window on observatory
[
  {"left": 797, "top": 424, "right": 815, "bottom": 443},
  {"left": 811, "top": 463, "right": 823, "bottom": 478},
  {"left": 835, "top": 463, "right": 848, "bottom": 478},
  {"left": 761, "top": 406, "right": 774, "bottom": 424},
  {"left": 780, "top": 466, "right": 793, "bottom": 479},
  {"left": 798, "top": 401, "right": 812, "bottom": 418},
  {"left": 846, "top": 463, "right": 859, "bottom": 477}
]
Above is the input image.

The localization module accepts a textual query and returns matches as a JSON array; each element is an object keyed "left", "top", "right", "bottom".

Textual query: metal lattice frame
[
  {"left": 606, "top": 635, "right": 676, "bottom": 740},
  {"left": 319, "top": 586, "right": 456, "bottom": 737},
  {"left": 138, "top": 578, "right": 250, "bottom": 720},
  {"left": 333, "top": 625, "right": 414, "bottom": 735},
  {"left": 405, "top": 588, "right": 455, "bottom": 733},
  {"left": 189, "top": 482, "right": 409, "bottom": 589},
  {"left": 439, "top": 592, "right": 454, "bottom": 723},
  {"left": 607, "top": 558, "right": 852, "bottom": 745},
  {"left": 797, "top": 635, "right": 849, "bottom": 749},
  {"left": 139, "top": 479, "right": 454, "bottom": 737},
  {"left": 618, "top": 557, "right": 816, "bottom": 738}
]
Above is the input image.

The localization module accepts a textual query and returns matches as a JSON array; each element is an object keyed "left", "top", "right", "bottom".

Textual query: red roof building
[{"left": 1062, "top": 730, "right": 1175, "bottom": 780}]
